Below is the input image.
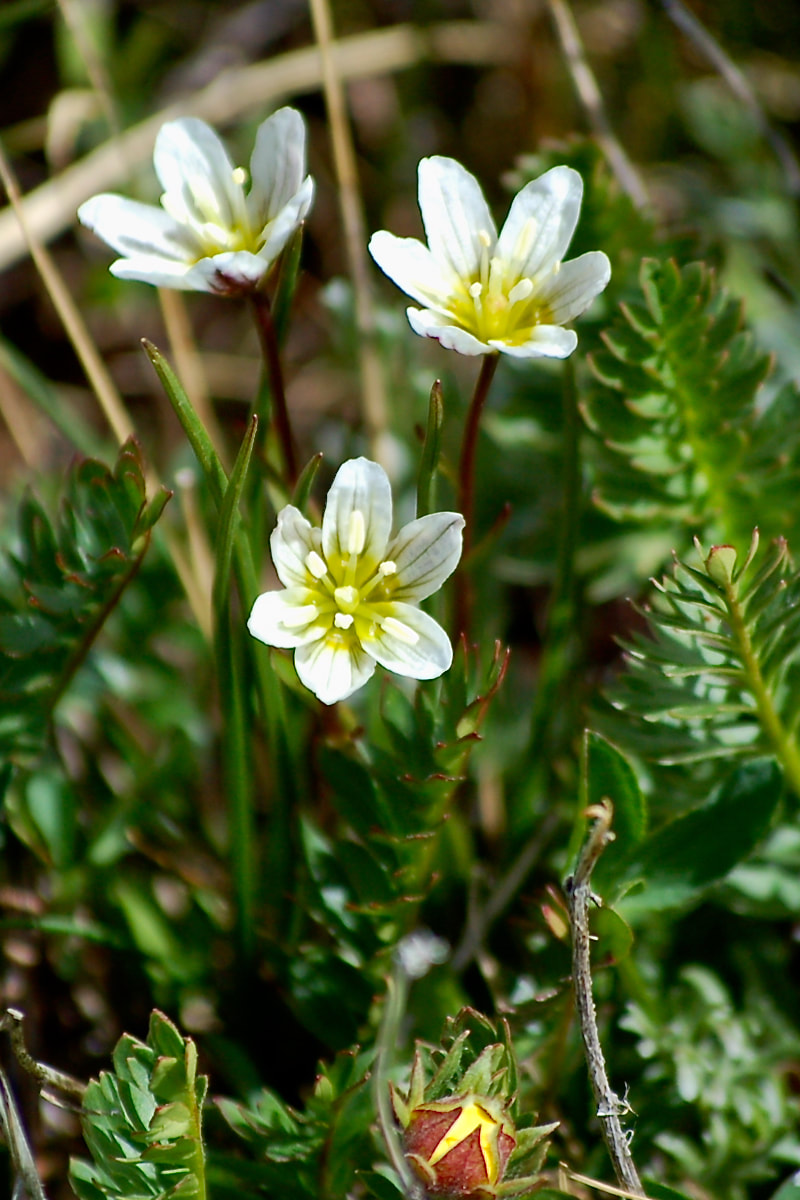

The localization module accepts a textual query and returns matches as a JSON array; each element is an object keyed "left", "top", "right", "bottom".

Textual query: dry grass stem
[
  {"left": 308, "top": 0, "right": 388, "bottom": 458},
  {"left": 0, "top": 20, "right": 520, "bottom": 274},
  {"left": 0, "top": 137, "right": 134, "bottom": 445},
  {"left": 545, "top": 0, "right": 649, "bottom": 210}
]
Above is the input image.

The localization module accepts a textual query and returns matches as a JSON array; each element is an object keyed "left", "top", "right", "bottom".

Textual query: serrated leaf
[{"left": 70, "top": 1011, "right": 206, "bottom": 1200}]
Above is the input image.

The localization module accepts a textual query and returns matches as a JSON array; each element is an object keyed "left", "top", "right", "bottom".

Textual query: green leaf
[
  {"left": 618, "top": 758, "right": 781, "bottom": 920},
  {"left": 582, "top": 731, "right": 647, "bottom": 898},
  {"left": 770, "top": 1174, "right": 800, "bottom": 1200},
  {"left": 0, "top": 440, "right": 167, "bottom": 763},
  {"left": 70, "top": 1010, "right": 207, "bottom": 1200},
  {"left": 416, "top": 379, "right": 444, "bottom": 518},
  {"left": 583, "top": 257, "right": 799, "bottom": 547}
]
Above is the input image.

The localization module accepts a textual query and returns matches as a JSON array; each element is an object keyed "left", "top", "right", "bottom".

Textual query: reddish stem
[{"left": 250, "top": 291, "right": 298, "bottom": 487}]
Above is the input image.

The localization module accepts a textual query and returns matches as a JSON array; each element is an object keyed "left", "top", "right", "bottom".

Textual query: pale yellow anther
[
  {"left": 381, "top": 616, "right": 419, "bottom": 645},
  {"left": 231, "top": 166, "right": 248, "bottom": 187},
  {"left": 334, "top": 584, "right": 360, "bottom": 613},
  {"left": 468, "top": 281, "right": 483, "bottom": 299},
  {"left": 513, "top": 217, "right": 537, "bottom": 264},
  {"left": 508, "top": 278, "right": 534, "bottom": 305},
  {"left": 478, "top": 229, "right": 492, "bottom": 248},
  {"left": 305, "top": 550, "right": 328, "bottom": 579},
  {"left": 347, "top": 510, "right": 366, "bottom": 556},
  {"left": 378, "top": 561, "right": 397, "bottom": 577},
  {"left": 334, "top": 612, "right": 354, "bottom": 630}
]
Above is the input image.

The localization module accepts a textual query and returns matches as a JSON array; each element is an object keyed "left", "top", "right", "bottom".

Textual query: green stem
[
  {"left": 249, "top": 291, "right": 298, "bottom": 487},
  {"left": 184, "top": 1043, "right": 208, "bottom": 1200},
  {"left": 456, "top": 353, "right": 499, "bottom": 637},
  {"left": 724, "top": 579, "right": 800, "bottom": 797}
]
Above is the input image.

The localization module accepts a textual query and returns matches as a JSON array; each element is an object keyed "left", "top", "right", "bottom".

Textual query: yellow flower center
[
  {"left": 447, "top": 224, "right": 554, "bottom": 347},
  {"left": 298, "top": 512, "right": 418, "bottom": 651}
]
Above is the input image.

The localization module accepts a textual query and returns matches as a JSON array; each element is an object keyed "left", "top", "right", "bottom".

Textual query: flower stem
[
  {"left": 723, "top": 577, "right": 800, "bottom": 798},
  {"left": 456, "top": 353, "right": 499, "bottom": 637},
  {"left": 249, "top": 291, "right": 298, "bottom": 487}
]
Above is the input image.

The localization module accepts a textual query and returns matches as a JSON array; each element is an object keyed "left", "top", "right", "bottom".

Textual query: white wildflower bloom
[
  {"left": 369, "top": 156, "right": 610, "bottom": 358},
  {"left": 247, "top": 458, "right": 464, "bottom": 705},
  {"left": 78, "top": 108, "right": 314, "bottom": 294}
]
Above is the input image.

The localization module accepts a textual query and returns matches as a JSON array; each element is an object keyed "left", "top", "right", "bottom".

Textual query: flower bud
[{"left": 402, "top": 1093, "right": 516, "bottom": 1198}]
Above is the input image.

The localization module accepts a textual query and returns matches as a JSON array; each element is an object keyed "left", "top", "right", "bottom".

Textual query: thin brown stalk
[
  {"left": 0, "top": 136, "right": 133, "bottom": 445},
  {"left": 307, "top": 0, "right": 388, "bottom": 457},
  {"left": 250, "top": 291, "right": 298, "bottom": 487},
  {"left": 55, "top": 0, "right": 122, "bottom": 141},
  {"left": 567, "top": 802, "right": 646, "bottom": 1196},
  {"left": 545, "top": 0, "right": 649, "bottom": 210}
]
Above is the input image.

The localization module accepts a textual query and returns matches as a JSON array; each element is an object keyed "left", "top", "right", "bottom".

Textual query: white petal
[
  {"left": 270, "top": 505, "right": 320, "bottom": 588},
  {"left": 78, "top": 194, "right": 194, "bottom": 260},
  {"left": 248, "top": 107, "right": 308, "bottom": 223},
  {"left": 407, "top": 308, "right": 491, "bottom": 355},
  {"left": 294, "top": 637, "right": 376, "bottom": 704},
  {"left": 109, "top": 256, "right": 201, "bottom": 289},
  {"left": 369, "top": 231, "right": 459, "bottom": 310},
  {"left": 181, "top": 250, "right": 269, "bottom": 293},
  {"left": 387, "top": 513, "right": 464, "bottom": 602},
  {"left": 247, "top": 589, "right": 321, "bottom": 649},
  {"left": 322, "top": 458, "right": 392, "bottom": 570},
  {"left": 366, "top": 603, "right": 453, "bottom": 679},
  {"left": 495, "top": 166, "right": 583, "bottom": 280},
  {"left": 257, "top": 175, "right": 315, "bottom": 266},
  {"left": 418, "top": 156, "right": 497, "bottom": 280},
  {"left": 534, "top": 251, "right": 611, "bottom": 323},
  {"left": 154, "top": 118, "right": 238, "bottom": 228},
  {"left": 489, "top": 325, "right": 578, "bottom": 359}
]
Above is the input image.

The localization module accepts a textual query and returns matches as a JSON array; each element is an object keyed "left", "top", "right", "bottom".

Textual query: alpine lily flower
[
  {"left": 247, "top": 457, "right": 463, "bottom": 705},
  {"left": 369, "top": 157, "right": 610, "bottom": 358},
  {"left": 78, "top": 108, "right": 314, "bottom": 294}
]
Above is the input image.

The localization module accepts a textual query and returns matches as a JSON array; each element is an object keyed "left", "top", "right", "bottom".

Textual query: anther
[
  {"left": 305, "top": 550, "right": 328, "bottom": 579},
  {"left": 334, "top": 613, "right": 354, "bottom": 630},
  {"left": 347, "top": 510, "right": 366, "bottom": 556},
  {"left": 378, "top": 561, "right": 397, "bottom": 577}
]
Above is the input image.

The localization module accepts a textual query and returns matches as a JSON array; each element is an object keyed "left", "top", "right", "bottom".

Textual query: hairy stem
[
  {"left": 566, "top": 802, "right": 646, "bottom": 1196},
  {"left": 250, "top": 291, "right": 298, "bottom": 487}
]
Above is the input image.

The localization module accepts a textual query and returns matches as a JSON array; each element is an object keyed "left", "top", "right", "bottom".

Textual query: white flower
[
  {"left": 369, "top": 156, "right": 610, "bottom": 358},
  {"left": 247, "top": 458, "right": 464, "bottom": 705},
  {"left": 78, "top": 108, "right": 314, "bottom": 294}
]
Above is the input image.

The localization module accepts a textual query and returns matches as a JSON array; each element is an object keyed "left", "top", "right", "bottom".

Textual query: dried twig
[
  {"left": 565, "top": 801, "right": 645, "bottom": 1196},
  {"left": 545, "top": 0, "right": 649, "bottom": 210}
]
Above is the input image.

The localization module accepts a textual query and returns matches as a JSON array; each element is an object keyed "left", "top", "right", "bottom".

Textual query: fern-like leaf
[
  {"left": 597, "top": 532, "right": 800, "bottom": 800},
  {"left": 583, "top": 258, "right": 800, "bottom": 546},
  {"left": 0, "top": 439, "right": 169, "bottom": 760},
  {"left": 70, "top": 1010, "right": 207, "bottom": 1200}
]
